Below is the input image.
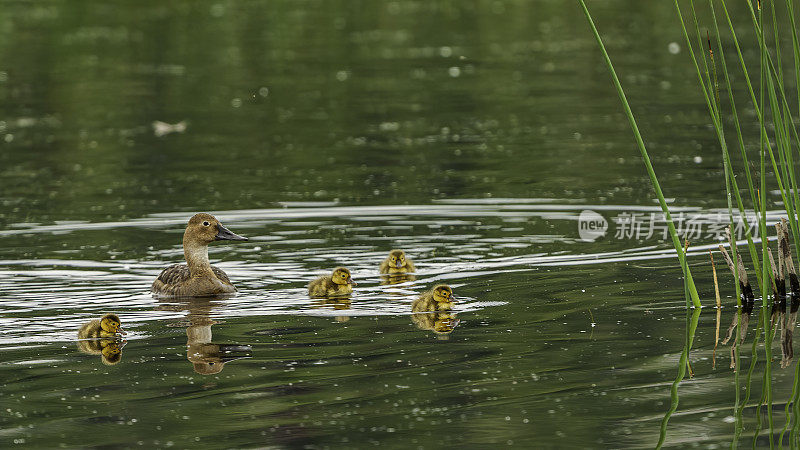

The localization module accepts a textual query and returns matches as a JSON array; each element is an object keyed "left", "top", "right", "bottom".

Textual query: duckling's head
[
  {"left": 432, "top": 284, "right": 455, "bottom": 303},
  {"left": 184, "top": 213, "right": 248, "bottom": 245},
  {"left": 100, "top": 341, "right": 123, "bottom": 365},
  {"left": 387, "top": 249, "right": 408, "bottom": 269},
  {"left": 100, "top": 314, "right": 125, "bottom": 335},
  {"left": 331, "top": 267, "right": 355, "bottom": 285}
]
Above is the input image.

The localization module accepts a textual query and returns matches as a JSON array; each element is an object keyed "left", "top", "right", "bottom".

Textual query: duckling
[
  {"left": 411, "top": 284, "right": 457, "bottom": 312},
  {"left": 308, "top": 267, "right": 356, "bottom": 298},
  {"left": 77, "top": 314, "right": 126, "bottom": 365},
  {"left": 78, "top": 313, "right": 126, "bottom": 338},
  {"left": 379, "top": 249, "right": 416, "bottom": 274},
  {"left": 151, "top": 213, "right": 248, "bottom": 297}
]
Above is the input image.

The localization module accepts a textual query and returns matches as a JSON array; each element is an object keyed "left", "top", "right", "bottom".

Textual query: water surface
[{"left": 0, "top": 1, "right": 790, "bottom": 448}]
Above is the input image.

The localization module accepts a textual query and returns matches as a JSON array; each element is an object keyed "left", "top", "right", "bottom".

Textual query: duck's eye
[{"left": 203, "top": 221, "right": 210, "bottom": 226}]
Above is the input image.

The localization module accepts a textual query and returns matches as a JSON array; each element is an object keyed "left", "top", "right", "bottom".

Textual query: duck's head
[
  {"left": 100, "top": 314, "right": 125, "bottom": 335},
  {"left": 100, "top": 340, "right": 124, "bottom": 365},
  {"left": 184, "top": 213, "right": 247, "bottom": 245},
  {"left": 387, "top": 249, "right": 408, "bottom": 269},
  {"left": 432, "top": 284, "right": 456, "bottom": 304},
  {"left": 332, "top": 267, "right": 355, "bottom": 285}
]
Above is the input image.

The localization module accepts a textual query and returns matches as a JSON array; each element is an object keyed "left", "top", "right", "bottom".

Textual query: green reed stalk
[
  {"left": 679, "top": 1, "right": 765, "bottom": 290},
  {"left": 577, "top": 0, "right": 701, "bottom": 309},
  {"left": 757, "top": 5, "right": 775, "bottom": 447}
]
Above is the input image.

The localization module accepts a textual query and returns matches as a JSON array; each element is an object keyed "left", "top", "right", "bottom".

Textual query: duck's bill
[
  {"left": 348, "top": 278, "right": 357, "bottom": 286},
  {"left": 395, "top": 261, "right": 403, "bottom": 268},
  {"left": 117, "top": 327, "right": 128, "bottom": 336},
  {"left": 215, "top": 224, "right": 248, "bottom": 241}
]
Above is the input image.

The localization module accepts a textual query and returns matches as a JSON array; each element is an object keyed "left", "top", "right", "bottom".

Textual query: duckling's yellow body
[
  {"left": 412, "top": 284, "right": 456, "bottom": 312},
  {"left": 78, "top": 314, "right": 125, "bottom": 339},
  {"left": 379, "top": 249, "right": 416, "bottom": 274},
  {"left": 151, "top": 213, "right": 248, "bottom": 297},
  {"left": 77, "top": 314, "right": 125, "bottom": 365},
  {"left": 308, "top": 267, "right": 355, "bottom": 297}
]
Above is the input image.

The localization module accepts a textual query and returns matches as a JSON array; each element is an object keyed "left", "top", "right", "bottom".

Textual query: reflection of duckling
[
  {"left": 411, "top": 311, "right": 460, "bottom": 335},
  {"left": 412, "top": 284, "right": 456, "bottom": 312},
  {"left": 379, "top": 249, "right": 416, "bottom": 274},
  {"left": 311, "top": 298, "right": 352, "bottom": 322},
  {"left": 308, "top": 267, "right": 355, "bottom": 297},
  {"left": 77, "top": 314, "right": 126, "bottom": 365},
  {"left": 152, "top": 213, "right": 248, "bottom": 297},
  {"left": 77, "top": 338, "right": 125, "bottom": 365}
]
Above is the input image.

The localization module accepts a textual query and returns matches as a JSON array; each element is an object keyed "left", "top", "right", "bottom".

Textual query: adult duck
[{"left": 151, "top": 213, "right": 247, "bottom": 297}]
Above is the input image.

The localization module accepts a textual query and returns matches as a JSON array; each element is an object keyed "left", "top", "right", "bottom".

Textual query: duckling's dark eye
[{"left": 202, "top": 221, "right": 210, "bottom": 226}]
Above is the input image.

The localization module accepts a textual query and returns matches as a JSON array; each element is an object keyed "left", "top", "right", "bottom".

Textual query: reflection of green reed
[
  {"left": 581, "top": 0, "right": 800, "bottom": 447},
  {"left": 656, "top": 308, "right": 700, "bottom": 448}
]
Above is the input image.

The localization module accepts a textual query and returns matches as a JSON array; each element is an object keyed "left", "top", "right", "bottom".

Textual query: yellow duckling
[
  {"left": 78, "top": 313, "right": 125, "bottom": 338},
  {"left": 77, "top": 314, "right": 126, "bottom": 365},
  {"left": 151, "top": 213, "right": 248, "bottom": 297},
  {"left": 308, "top": 267, "right": 356, "bottom": 298},
  {"left": 379, "top": 249, "right": 416, "bottom": 274},
  {"left": 411, "top": 284, "right": 457, "bottom": 312}
]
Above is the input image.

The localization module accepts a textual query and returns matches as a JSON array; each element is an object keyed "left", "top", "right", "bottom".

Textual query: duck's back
[
  {"left": 78, "top": 319, "right": 102, "bottom": 340},
  {"left": 308, "top": 276, "right": 335, "bottom": 297},
  {"left": 151, "top": 264, "right": 234, "bottom": 297}
]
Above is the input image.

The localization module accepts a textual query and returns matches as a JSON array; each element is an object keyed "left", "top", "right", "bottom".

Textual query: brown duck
[{"left": 151, "top": 213, "right": 248, "bottom": 297}]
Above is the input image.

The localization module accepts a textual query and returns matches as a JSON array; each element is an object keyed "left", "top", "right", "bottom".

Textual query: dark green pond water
[{"left": 1, "top": 1, "right": 796, "bottom": 448}]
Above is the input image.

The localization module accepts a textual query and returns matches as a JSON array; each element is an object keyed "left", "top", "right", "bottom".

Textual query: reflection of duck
[
  {"left": 411, "top": 311, "right": 460, "bottom": 336},
  {"left": 77, "top": 314, "right": 126, "bottom": 365},
  {"left": 152, "top": 213, "right": 248, "bottom": 297},
  {"left": 379, "top": 250, "right": 415, "bottom": 274},
  {"left": 412, "top": 284, "right": 456, "bottom": 312},
  {"left": 157, "top": 298, "right": 252, "bottom": 375},
  {"left": 308, "top": 267, "right": 355, "bottom": 298}
]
